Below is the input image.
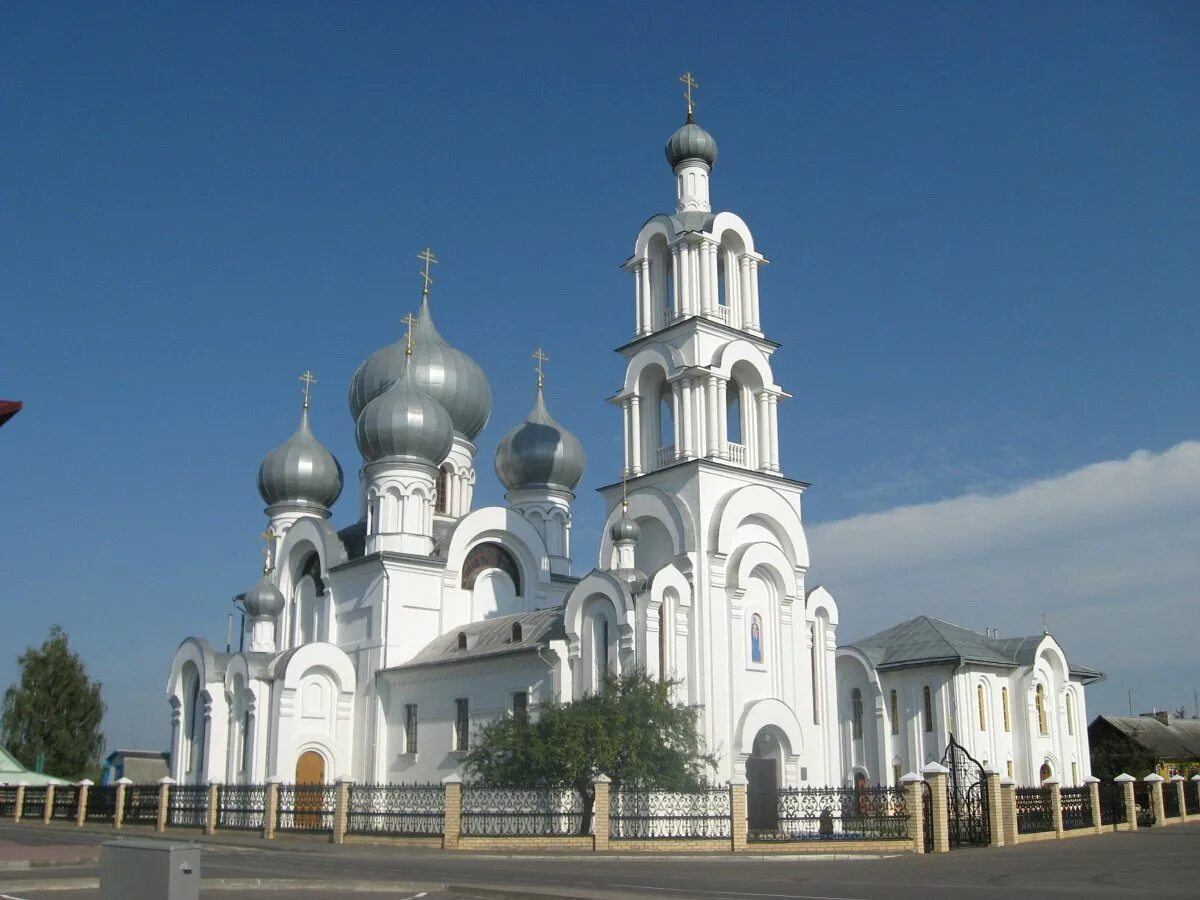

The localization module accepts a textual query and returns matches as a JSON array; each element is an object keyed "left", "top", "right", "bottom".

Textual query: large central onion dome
[
  {"left": 355, "top": 352, "right": 454, "bottom": 466},
  {"left": 242, "top": 571, "right": 285, "bottom": 619},
  {"left": 257, "top": 406, "right": 344, "bottom": 511},
  {"left": 665, "top": 113, "right": 718, "bottom": 169},
  {"left": 495, "top": 384, "right": 585, "bottom": 493},
  {"left": 348, "top": 297, "right": 491, "bottom": 441}
]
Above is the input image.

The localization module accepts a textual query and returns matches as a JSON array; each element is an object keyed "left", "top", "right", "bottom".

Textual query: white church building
[{"left": 167, "top": 94, "right": 1098, "bottom": 797}]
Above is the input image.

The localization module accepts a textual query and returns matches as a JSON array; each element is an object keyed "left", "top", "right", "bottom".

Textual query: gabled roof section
[
  {"left": 1092, "top": 715, "right": 1200, "bottom": 760},
  {"left": 0, "top": 745, "right": 70, "bottom": 785},
  {"left": 388, "top": 608, "right": 566, "bottom": 671},
  {"left": 0, "top": 401, "right": 22, "bottom": 429}
]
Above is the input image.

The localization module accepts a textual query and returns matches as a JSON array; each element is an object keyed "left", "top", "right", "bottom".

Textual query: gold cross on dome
[
  {"left": 298, "top": 371, "right": 317, "bottom": 409},
  {"left": 402, "top": 312, "right": 418, "bottom": 354},
  {"left": 679, "top": 71, "right": 698, "bottom": 118},
  {"left": 532, "top": 347, "right": 549, "bottom": 387},
  {"left": 417, "top": 247, "right": 438, "bottom": 295},
  {"left": 259, "top": 529, "right": 274, "bottom": 573}
]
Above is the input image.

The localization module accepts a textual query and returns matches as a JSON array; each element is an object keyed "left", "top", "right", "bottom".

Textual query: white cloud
[{"left": 808, "top": 442, "right": 1200, "bottom": 694}]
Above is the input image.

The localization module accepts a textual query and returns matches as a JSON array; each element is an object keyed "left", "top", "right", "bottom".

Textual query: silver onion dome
[
  {"left": 665, "top": 114, "right": 718, "bottom": 169},
  {"left": 355, "top": 352, "right": 454, "bottom": 466},
  {"left": 242, "top": 572, "right": 285, "bottom": 619},
  {"left": 495, "top": 384, "right": 585, "bottom": 493},
  {"left": 610, "top": 507, "right": 641, "bottom": 543},
  {"left": 257, "top": 406, "right": 344, "bottom": 511},
  {"left": 348, "top": 296, "right": 492, "bottom": 440}
]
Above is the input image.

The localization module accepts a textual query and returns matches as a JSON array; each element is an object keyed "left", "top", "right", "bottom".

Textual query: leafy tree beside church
[
  {"left": 1, "top": 626, "right": 105, "bottom": 780},
  {"left": 465, "top": 670, "right": 717, "bottom": 835}
]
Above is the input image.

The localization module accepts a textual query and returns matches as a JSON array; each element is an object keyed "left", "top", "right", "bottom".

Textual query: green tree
[
  {"left": 2, "top": 626, "right": 105, "bottom": 780},
  {"left": 464, "top": 670, "right": 717, "bottom": 834}
]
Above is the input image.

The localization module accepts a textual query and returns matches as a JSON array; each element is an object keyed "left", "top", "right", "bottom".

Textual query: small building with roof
[
  {"left": 1088, "top": 712, "right": 1200, "bottom": 780},
  {"left": 0, "top": 745, "right": 70, "bottom": 786}
]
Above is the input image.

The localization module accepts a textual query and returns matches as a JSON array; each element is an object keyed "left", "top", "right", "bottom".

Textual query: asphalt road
[{"left": 1, "top": 820, "right": 1197, "bottom": 899}]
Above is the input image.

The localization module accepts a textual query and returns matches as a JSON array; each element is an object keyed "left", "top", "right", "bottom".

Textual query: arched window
[
  {"left": 185, "top": 674, "right": 205, "bottom": 780},
  {"left": 1036, "top": 684, "right": 1048, "bottom": 734},
  {"left": 461, "top": 543, "right": 522, "bottom": 596},
  {"left": 240, "top": 708, "right": 253, "bottom": 778},
  {"left": 890, "top": 690, "right": 899, "bottom": 736},
  {"left": 1039, "top": 762, "right": 1052, "bottom": 782},
  {"left": 659, "top": 387, "right": 674, "bottom": 453},
  {"left": 923, "top": 686, "right": 934, "bottom": 733},
  {"left": 1002, "top": 686, "right": 1011, "bottom": 732},
  {"left": 978, "top": 684, "right": 987, "bottom": 732},
  {"left": 658, "top": 601, "right": 668, "bottom": 677},
  {"left": 851, "top": 688, "right": 864, "bottom": 739},
  {"left": 511, "top": 622, "right": 523, "bottom": 643},
  {"left": 457, "top": 632, "right": 468, "bottom": 651},
  {"left": 1066, "top": 692, "right": 1076, "bottom": 736},
  {"left": 594, "top": 615, "right": 610, "bottom": 690},
  {"left": 435, "top": 465, "right": 450, "bottom": 514},
  {"left": 727, "top": 382, "right": 742, "bottom": 445}
]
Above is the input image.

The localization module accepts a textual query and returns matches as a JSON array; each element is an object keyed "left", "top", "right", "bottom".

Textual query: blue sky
[{"left": 2, "top": 2, "right": 1197, "bottom": 754}]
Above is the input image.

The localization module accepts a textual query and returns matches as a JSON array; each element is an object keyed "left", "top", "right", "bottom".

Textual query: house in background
[
  {"left": 0, "top": 745, "right": 70, "bottom": 786},
  {"left": 102, "top": 749, "right": 170, "bottom": 785},
  {"left": 1088, "top": 713, "right": 1200, "bottom": 780}
]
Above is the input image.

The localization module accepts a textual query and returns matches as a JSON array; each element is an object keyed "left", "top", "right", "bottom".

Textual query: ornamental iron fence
[
  {"left": 1060, "top": 786, "right": 1091, "bottom": 831},
  {"left": 942, "top": 735, "right": 990, "bottom": 848},
  {"left": 85, "top": 785, "right": 118, "bottom": 822},
  {"left": 276, "top": 784, "right": 336, "bottom": 833},
  {"left": 1187, "top": 782, "right": 1200, "bottom": 816},
  {"left": 1162, "top": 783, "right": 1181, "bottom": 819},
  {"left": 22, "top": 786, "right": 47, "bottom": 820},
  {"left": 748, "top": 786, "right": 909, "bottom": 842},
  {"left": 1098, "top": 782, "right": 1127, "bottom": 825},
  {"left": 347, "top": 783, "right": 444, "bottom": 836},
  {"left": 217, "top": 784, "right": 266, "bottom": 831},
  {"left": 462, "top": 786, "right": 585, "bottom": 837},
  {"left": 1132, "top": 783, "right": 1155, "bottom": 827},
  {"left": 51, "top": 785, "right": 79, "bottom": 820},
  {"left": 122, "top": 784, "right": 160, "bottom": 826},
  {"left": 167, "top": 784, "right": 209, "bottom": 828},
  {"left": 1015, "top": 787, "right": 1053, "bottom": 834},
  {"left": 609, "top": 787, "right": 730, "bottom": 840},
  {"left": 0, "top": 786, "right": 17, "bottom": 817}
]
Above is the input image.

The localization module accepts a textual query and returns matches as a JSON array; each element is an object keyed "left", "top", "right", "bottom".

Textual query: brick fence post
[
  {"left": 13, "top": 783, "right": 26, "bottom": 824},
  {"left": 729, "top": 776, "right": 747, "bottom": 852},
  {"left": 1083, "top": 775, "right": 1101, "bottom": 833},
  {"left": 1171, "top": 775, "right": 1186, "bottom": 822},
  {"left": 921, "top": 762, "right": 950, "bottom": 853},
  {"left": 206, "top": 783, "right": 220, "bottom": 835},
  {"left": 114, "top": 778, "right": 132, "bottom": 830},
  {"left": 42, "top": 784, "right": 55, "bottom": 825},
  {"left": 1145, "top": 773, "right": 1164, "bottom": 826},
  {"left": 263, "top": 776, "right": 281, "bottom": 840},
  {"left": 593, "top": 775, "right": 611, "bottom": 851},
  {"left": 157, "top": 777, "right": 174, "bottom": 833},
  {"left": 76, "top": 780, "right": 92, "bottom": 828},
  {"left": 333, "top": 777, "right": 352, "bottom": 845},
  {"left": 984, "top": 768, "right": 1003, "bottom": 847},
  {"left": 900, "top": 772, "right": 924, "bottom": 854},
  {"left": 999, "top": 777, "right": 1018, "bottom": 845},
  {"left": 442, "top": 773, "right": 462, "bottom": 850},
  {"left": 1114, "top": 773, "right": 1136, "bottom": 831},
  {"left": 1044, "top": 776, "right": 1063, "bottom": 838}
]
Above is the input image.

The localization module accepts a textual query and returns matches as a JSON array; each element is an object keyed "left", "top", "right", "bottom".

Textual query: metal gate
[
  {"left": 941, "top": 734, "right": 989, "bottom": 848},
  {"left": 921, "top": 780, "right": 933, "bottom": 852}
]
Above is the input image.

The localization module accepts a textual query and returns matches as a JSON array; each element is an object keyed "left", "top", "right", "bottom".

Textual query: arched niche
[
  {"left": 443, "top": 507, "right": 552, "bottom": 593},
  {"left": 598, "top": 487, "right": 694, "bottom": 571},
  {"left": 712, "top": 485, "right": 808, "bottom": 570}
]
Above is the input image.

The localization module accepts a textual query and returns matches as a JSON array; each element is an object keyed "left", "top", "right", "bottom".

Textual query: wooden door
[{"left": 294, "top": 751, "right": 325, "bottom": 829}]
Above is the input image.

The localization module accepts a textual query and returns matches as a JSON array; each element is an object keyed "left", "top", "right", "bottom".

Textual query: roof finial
[
  {"left": 679, "top": 71, "right": 698, "bottom": 123},
  {"left": 402, "top": 312, "right": 418, "bottom": 356},
  {"left": 298, "top": 370, "right": 317, "bottom": 410},
  {"left": 1042, "top": 612, "right": 1049, "bottom": 635},
  {"left": 532, "top": 347, "right": 549, "bottom": 390},
  {"left": 417, "top": 247, "right": 438, "bottom": 297},
  {"left": 259, "top": 528, "right": 274, "bottom": 574}
]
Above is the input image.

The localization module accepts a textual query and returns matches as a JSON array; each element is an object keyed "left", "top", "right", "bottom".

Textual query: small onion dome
[
  {"left": 494, "top": 385, "right": 585, "bottom": 493},
  {"left": 665, "top": 115, "right": 718, "bottom": 169},
  {"left": 355, "top": 352, "right": 454, "bottom": 466},
  {"left": 257, "top": 407, "right": 344, "bottom": 511},
  {"left": 242, "top": 572, "right": 285, "bottom": 619},
  {"left": 610, "top": 508, "right": 641, "bottom": 543}
]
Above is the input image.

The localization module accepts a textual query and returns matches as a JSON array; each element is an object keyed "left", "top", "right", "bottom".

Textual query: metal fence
[
  {"left": 51, "top": 785, "right": 79, "bottom": 820},
  {"left": 609, "top": 787, "right": 731, "bottom": 840},
  {"left": 1132, "top": 783, "right": 1154, "bottom": 827},
  {"left": 122, "top": 785, "right": 160, "bottom": 825},
  {"left": 1015, "top": 787, "right": 1053, "bottom": 834},
  {"left": 167, "top": 784, "right": 209, "bottom": 828},
  {"left": 1162, "top": 782, "right": 1181, "bottom": 819},
  {"left": 0, "top": 786, "right": 17, "bottom": 817},
  {"left": 1060, "top": 786, "right": 1091, "bottom": 831},
  {"left": 276, "top": 784, "right": 336, "bottom": 833},
  {"left": 1098, "top": 782, "right": 1127, "bottom": 825},
  {"left": 21, "top": 786, "right": 47, "bottom": 820},
  {"left": 347, "top": 783, "right": 444, "bottom": 837},
  {"left": 217, "top": 784, "right": 266, "bottom": 831},
  {"left": 1187, "top": 781, "right": 1200, "bottom": 816},
  {"left": 749, "top": 786, "right": 909, "bottom": 842},
  {"left": 85, "top": 785, "right": 118, "bottom": 822},
  {"left": 462, "top": 787, "right": 585, "bottom": 837}
]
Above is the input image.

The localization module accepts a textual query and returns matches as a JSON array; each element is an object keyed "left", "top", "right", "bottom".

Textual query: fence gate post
[
  {"left": 1114, "top": 773, "right": 1136, "bottom": 831},
  {"left": 43, "top": 785, "right": 55, "bottom": 825},
  {"left": 1044, "top": 777, "right": 1063, "bottom": 838},
  {"left": 114, "top": 778, "right": 132, "bottom": 830},
  {"left": 999, "top": 777, "right": 1018, "bottom": 845},
  {"left": 206, "top": 783, "right": 220, "bottom": 835},
  {"left": 263, "top": 776, "right": 281, "bottom": 840},
  {"left": 1083, "top": 776, "right": 1101, "bottom": 833},
  {"left": 728, "top": 776, "right": 747, "bottom": 852},
  {"left": 157, "top": 777, "right": 174, "bottom": 833},
  {"left": 900, "top": 772, "right": 924, "bottom": 854},
  {"left": 333, "top": 777, "right": 353, "bottom": 845},
  {"left": 593, "top": 775, "right": 611, "bottom": 852},
  {"left": 76, "top": 780, "right": 92, "bottom": 828},
  {"left": 1171, "top": 776, "right": 1186, "bottom": 822},
  {"left": 983, "top": 768, "right": 1003, "bottom": 847},
  {"left": 442, "top": 773, "right": 462, "bottom": 850},
  {"left": 921, "top": 762, "right": 950, "bottom": 853},
  {"left": 13, "top": 784, "right": 25, "bottom": 824},
  {"left": 1145, "top": 773, "right": 1165, "bottom": 826}
]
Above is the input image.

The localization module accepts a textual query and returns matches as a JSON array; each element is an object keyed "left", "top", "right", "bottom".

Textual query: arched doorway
[
  {"left": 1039, "top": 762, "right": 1052, "bottom": 783},
  {"left": 295, "top": 750, "right": 326, "bottom": 830},
  {"left": 746, "top": 728, "right": 782, "bottom": 834},
  {"left": 296, "top": 750, "right": 325, "bottom": 784}
]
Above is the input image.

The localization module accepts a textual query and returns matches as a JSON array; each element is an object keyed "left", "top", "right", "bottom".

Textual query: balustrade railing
[
  {"left": 276, "top": 784, "right": 336, "bottom": 833},
  {"left": 217, "top": 784, "right": 266, "bottom": 831},
  {"left": 1060, "top": 786, "right": 1091, "bottom": 831},
  {"left": 462, "top": 787, "right": 584, "bottom": 836},
  {"left": 655, "top": 445, "right": 677, "bottom": 470},
  {"left": 609, "top": 787, "right": 730, "bottom": 840},
  {"left": 347, "top": 783, "right": 444, "bottom": 836},
  {"left": 749, "top": 786, "right": 909, "bottom": 842},
  {"left": 122, "top": 784, "right": 160, "bottom": 825},
  {"left": 724, "top": 442, "right": 747, "bottom": 466},
  {"left": 85, "top": 785, "right": 118, "bottom": 822},
  {"left": 51, "top": 785, "right": 79, "bottom": 820},
  {"left": 21, "top": 786, "right": 47, "bottom": 820},
  {"left": 167, "top": 784, "right": 209, "bottom": 828},
  {"left": 1015, "top": 787, "right": 1053, "bottom": 833}
]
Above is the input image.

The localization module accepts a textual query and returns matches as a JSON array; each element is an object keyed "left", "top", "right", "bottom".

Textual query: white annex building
[{"left": 167, "top": 95, "right": 1100, "bottom": 797}]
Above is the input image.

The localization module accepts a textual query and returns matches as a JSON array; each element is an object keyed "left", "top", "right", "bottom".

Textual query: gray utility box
[{"left": 100, "top": 838, "right": 201, "bottom": 900}]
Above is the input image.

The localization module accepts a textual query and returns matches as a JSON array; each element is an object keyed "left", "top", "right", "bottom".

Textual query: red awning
[{"left": 0, "top": 400, "right": 23, "bottom": 428}]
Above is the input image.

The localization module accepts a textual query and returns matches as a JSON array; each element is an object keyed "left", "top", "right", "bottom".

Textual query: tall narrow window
[
  {"left": 658, "top": 601, "right": 667, "bottom": 677},
  {"left": 893, "top": 763, "right": 902, "bottom": 785},
  {"left": 435, "top": 465, "right": 450, "bottom": 514},
  {"left": 923, "top": 686, "right": 934, "bottom": 734},
  {"left": 1071, "top": 761, "right": 1079, "bottom": 784},
  {"left": 890, "top": 690, "right": 899, "bottom": 736},
  {"left": 512, "top": 691, "right": 528, "bottom": 723},
  {"left": 851, "top": 688, "right": 864, "bottom": 740},
  {"left": 978, "top": 684, "right": 987, "bottom": 731},
  {"left": 1066, "top": 693, "right": 1076, "bottom": 736},
  {"left": 404, "top": 704, "right": 418, "bottom": 754},
  {"left": 1036, "top": 684, "right": 1048, "bottom": 734},
  {"left": 595, "top": 616, "right": 610, "bottom": 689},
  {"left": 811, "top": 620, "right": 822, "bottom": 726},
  {"left": 454, "top": 698, "right": 469, "bottom": 751},
  {"left": 1002, "top": 687, "right": 1011, "bottom": 732},
  {"left": 1007, "top": 759, "right": 1014, "bottom": 779},
  {"left": 240, "top": 709, "right": 253, "bottom": 777}
]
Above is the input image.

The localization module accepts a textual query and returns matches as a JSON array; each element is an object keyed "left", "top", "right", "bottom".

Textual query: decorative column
[
  {"left": 716, "top": 378, "right": 728, "bottom": 457},
  {"left": 756, "top": 392, "right": 771, "bottom": 471},
  {"left": 1145, "top": 773, "right": 1165, "bottom": 825},
  {"left": 638, "top": 260, "right": 653, "bottom": 335},
  {"left": 670, "top": 244, "right": 683, "bottom": 318},
  {"left": 1045, "top": 776, "right": 1063, "bottom": 838},
  {"left": 1115, "top": 773, "right": 1136, "bottom": 831},
  {"left": 43, "top": 784, "right": 55, "bottom": 825},
  {"left": 13, "top": 783, "right": 25, "bottom": 823},
  {"left": 767, "top": 394, "right": 780, "bottom": 471},
  {"left": 621, "top": 398, "right": 632, "bottom": 476},
  {"left": 442, "top": 773, "right": 462, "bottom": 850},
  {"left": 729, "top": 776, "right": 748, "bottom": 852},
  {"left": 205, "top": 782, "right": 220, "bottom": 835},
  {"left": 1000, "top": 777, "right": 1018, "bottom": 845},
  {"left": 921, "top": 763, "right": 950, "bottom": 853},
  {"left": 738, "top": 256, "right": 753, "bottom": 330},
  {"left": 333, "top": 777, "right": 352, "bottom": 845},
  {"left": 156, "top": 777, "right": 173, "bottom": 833},
  {"left": 263, "top": 776, "right": 281, "bottom": 840},
  {"left": 76, "top": 780, "right": 91, "bottom": 828},
  {"left": 593, "top": 775, "right": 611, "bottom": 851},
  {"left": 629, "top": 396, "right": 642, "bottom": 476},
  {"left": 748, "top": 258, "right": 761, "bottom": 333},
  {"left": 1172, "top": 775, "right": 1187, "bottom": 822},
  {"left": 670, "top": 381, "right": 682, "bottom": 456},
  {"left": 900, "top": 772, "right": 925, "bottom": 854},
  {"left": 1083, "top": 775, "right": 1102, "bottom": 833},
  {"left": 699, "top": 241, "right": 713, "bottom": 316},
  {"left": 114, "top": 778, "right": 131, "bottom": 830},
  {"left": 705, "top": 375, "right": 720, "bottom": 458},
  {"left": 680, "top": 377, "right": 694, "bottom": 459},
  {"left": 984, "top": 768, "right": 1004, "bottom": 847}
]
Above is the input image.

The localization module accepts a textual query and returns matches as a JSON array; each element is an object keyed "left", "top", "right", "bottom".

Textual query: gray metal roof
[
  {"left": 494, "top": 384, "right": 585, "bottom": 494},
  {"left": 355, "top": 353, "right": 454, "bottom": 465},
  {"left": 1091, "top": 715, "right": 1200, "bottom": 760},
  {"left": 665, "top": 117, "right": 718, "bottom": 169},
  {"left": 256, "top": 406, "right": 344, "bottom": 510},
  {"left": 390, "top": 608, "right": 565, "bottom": 671}
]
